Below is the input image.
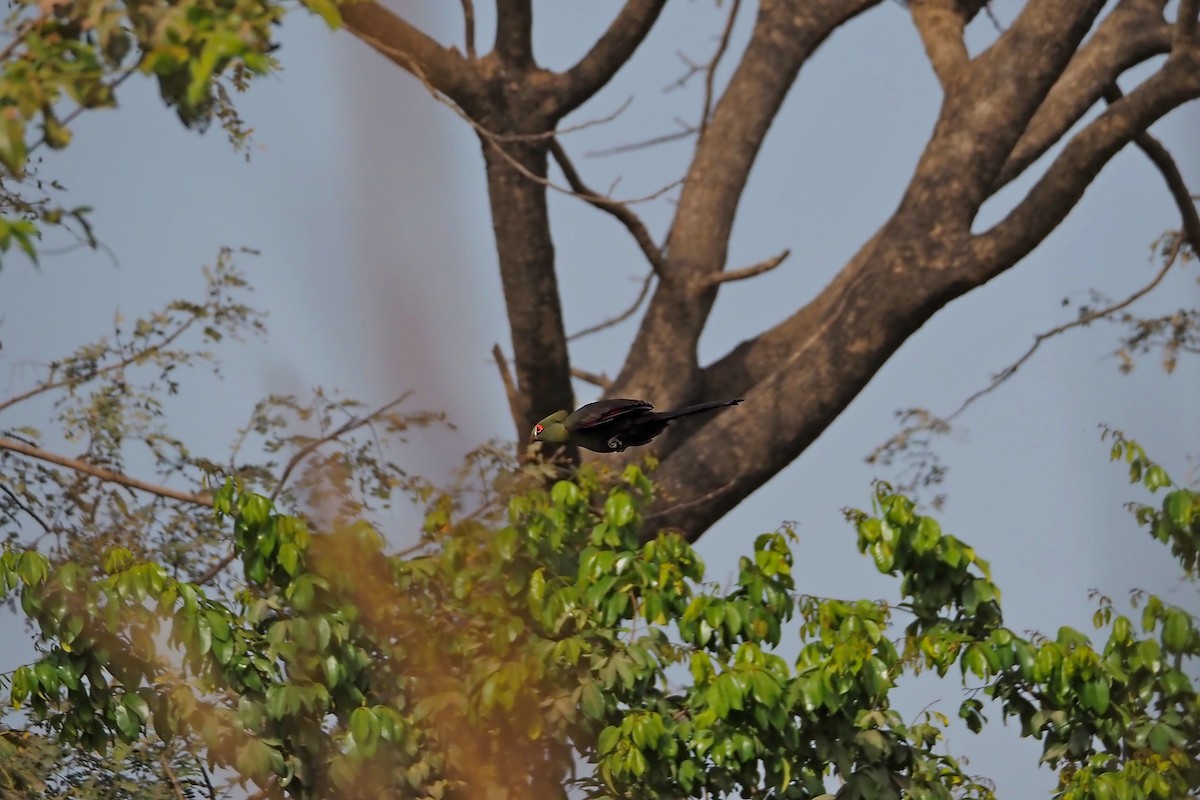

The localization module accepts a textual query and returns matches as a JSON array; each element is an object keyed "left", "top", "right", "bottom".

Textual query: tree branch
[
  {"left": 492, "top": 344, "right": 526, "bottom": 438},
  {"left": 698, "top": 0, "right": 743, "bottom": 138},
  {"left": 947, "top": 234, "right": 1184, "bottom": 421},
  {"left": 568, "top": 271, "right": 656, "bottom": 341},
  {"left": 570, "top": 367, "right": 613, "bottom": 390},
  {"left": 1176, "top": 0, "right": 1198, "bottom": 45},
  {"left": 0, "top": 478, "right": 52, "bottom": 536},
  {"left": 909, "top": 0, "right": 972, "bottom": 91},
  {"left": 703, "top": 249, "right": 789, "bottom": 288},
  {"left": 555, "top": 0, "right": 669, "bottom": 116},
  {"left": 494, "top": 0, "right": 533, "bottom": 66},
  {"left": 972, "top": 52, "right": 1200, "bottom": 275},
  {"left": 1107, "top": 86, "right": 1200, "bottom": 251},
  {"left": 994, "top": 0, "right": 1173, "bottom": 190},
  {"left": 269, "top": 393, "right": 413, "bottom": 503},
  {"left": 611, "top": 0, "right": 882, "bottom": 403},
  {"left": 460, "top": 0, "right": 477, "bottom": 59},
  {"left": 339, "top": 2, "right": 475, "bottom": 102},
  {"left": 549, "top": 140, "right": 667, "bottom": 277},
  {"left": 0, "top": 437, "right": 211, "bottom": 507},
  {"left": 0, "top": 315, "right": 198, "bottom": 415}
]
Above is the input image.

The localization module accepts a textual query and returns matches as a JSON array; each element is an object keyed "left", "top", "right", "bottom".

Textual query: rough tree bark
[{"left": 340, "top": 0, "right": 1200, "bottom": 541}]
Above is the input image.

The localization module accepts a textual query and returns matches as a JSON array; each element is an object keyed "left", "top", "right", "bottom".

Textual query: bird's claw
[{"left": 607, "top": 436, "right": 625, "bottom": 452}]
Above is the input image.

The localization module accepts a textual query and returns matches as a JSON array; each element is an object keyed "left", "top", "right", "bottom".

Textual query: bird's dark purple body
[{"left": 530, "top": 398, "right": 743, "bottom": 453}]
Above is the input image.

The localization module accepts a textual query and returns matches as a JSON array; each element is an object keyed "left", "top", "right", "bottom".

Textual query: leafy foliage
[
  {"left": 0, "top": 0, "right": 341, "bottom": 265},
  {"left": 3, "top": 266, "right": 1198, "bottom": 799},
  {"left": 1, "top": 424, "right": 1198, "bottom": 798}
]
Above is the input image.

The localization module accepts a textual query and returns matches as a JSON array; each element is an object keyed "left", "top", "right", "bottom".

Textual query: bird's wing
[{"left": 567, "top": 399, "right": 654, "bottom": 430}]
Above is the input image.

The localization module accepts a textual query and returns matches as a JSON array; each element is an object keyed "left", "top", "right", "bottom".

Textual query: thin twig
[
  {"left": 1105, "top": 86, "right": 1200, "bottom": 251},
  {"left": 492, "top": 344, "right": 525, "bottom": 435},
  {"left": 270, "top": 392, "right": 413, "bottom": 502},
  {"left": 353, "top": 33, "right": 677, "bottom": 207},
  {"left": 460, "top": 0, "right": 477, "bottom": 59},
  {"left": 0, "top": 479, "right": 51, "bottom": 535},
  {"left": 195, "top": 754, "right": 217, "bottom": 800},
  {"left": 703, "top": 249, "right": 790, "bottom": 288},
  {"left": 28, "top": 68, "right": 137, "bottom": 157},
  {"left": 568, "top": 271, "right": 656, "bottom": 341},
  {"left": 945, "top": 235, "right": 1184, "bottom": 421},
  {"left": 162, "top": 755, "right": 188, "bottom": 800},
  {"left": 699, "top": 0, "right": 743, "bottom": 138},
  {"left": 0, "top": 315, "right": 199, "bottom": 415},
  {"left": 585, "top": 125, "right": 698, "bottom": 158},
  {"left": 0, "top": 437, "right": 211, "bottom": 506},
  {"left": 571, "top": 367, "right": 613, "bottom": 390},
  {"left": 0, "top": 14, "right": 45, "bottom": 64},
  {"left": 549, "top": 140, "right": 668, "bottom": 276},
  {"left": 195, "top": 550, "right": 235, "bottom": 585}
]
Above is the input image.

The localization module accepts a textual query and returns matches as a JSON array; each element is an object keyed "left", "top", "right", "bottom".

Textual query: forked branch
[{"left": 549, "top": 140, "right": 668, "bottom": 277}]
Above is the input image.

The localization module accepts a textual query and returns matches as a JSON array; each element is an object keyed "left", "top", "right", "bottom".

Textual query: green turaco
[{"left": 530, "top": 398, "right": 743, "bottom": 453}]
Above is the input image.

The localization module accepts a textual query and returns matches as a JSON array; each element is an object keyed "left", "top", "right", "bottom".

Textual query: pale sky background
[{"left": 2, "top": 0, "right": 1198, "bottom": 796}]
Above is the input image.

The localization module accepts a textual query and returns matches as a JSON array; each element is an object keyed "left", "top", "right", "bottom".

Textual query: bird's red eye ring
[{"left": 534, "top": 424, "right": 543, "bottom": 434}]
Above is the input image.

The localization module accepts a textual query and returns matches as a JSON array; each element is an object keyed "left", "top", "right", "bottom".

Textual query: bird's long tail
[{"left": 651, "top": 398, "right": 743, "bottom": 422}]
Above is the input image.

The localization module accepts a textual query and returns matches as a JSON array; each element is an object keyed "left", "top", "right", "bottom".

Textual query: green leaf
[
  {"left": 1161, "top": 608, "right": 1191, "bottom": 652},
  {"left": 302, "top": 0, "right": 343, "bottom": 28},
  {"left": 350, "top": 706, "right": 379, "bottom": 756},
  {"left": 604, "top": 491, "right": 635, "bottom": 527},
  {"left": 1081, "top": 679, "right": 1110, "bottom": 714},
  {"left": 112, "top": 701, "right": 140, "bottom": 742},
  {"left": 1164, "top": 489, "right": 1193, "bottom": 528},
  {"left": 581, "top": 682, "right": 605, "bottom": 720}
]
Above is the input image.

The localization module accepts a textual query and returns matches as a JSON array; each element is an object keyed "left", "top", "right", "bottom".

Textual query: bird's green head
[{"left": 530, "top": 410, "right": 570, "bottom": 444}]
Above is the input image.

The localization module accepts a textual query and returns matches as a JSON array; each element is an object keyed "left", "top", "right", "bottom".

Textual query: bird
[{"left": 529, "top": 398, "right": 743, "bottom": 453}]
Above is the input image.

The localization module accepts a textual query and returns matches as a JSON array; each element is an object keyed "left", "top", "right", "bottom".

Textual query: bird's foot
[{"left": 607, "top": 435, "right": 626, "bottom": 452}]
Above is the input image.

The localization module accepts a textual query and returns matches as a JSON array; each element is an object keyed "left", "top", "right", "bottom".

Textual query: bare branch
[
  {"left": 948, "top": 235, "right": 1184, "bottom": 420},
  {"left": 494, "top": 0, "right": 533, "bottom": 65},
  {"left": 492, "top": 344, "right": 526, "bottom": 437},
  {"left": 556, "top": 0, "right": 669, "bottom": 115},
  {"left": 0, "top": 478, "right": 52, "bottom": 536},
  {"left": 162, "top": 755, "right": 188, "bottom": 800},
  {"left": 339, "top": 2, "right": 475, "bottom": 102},
  {"left": 461, "top": 0, "right": 477, "bottom": 59},
  {"left": 408, "top": 77, "right": 679, "bottom": 206},
  {"left": 195, "top": 551, "right": 235, "bottom": 586},
  {"left": 568, "top": 271, "right": 655, "bottom": 341},
  {"left": 699, "top": 0, "right": 744, "bottom": 138},
  {"left": 269, "top": 393, "right": 413, "bottom": 502},
  {"left": 1177, "top": 0, "right": 1198, "bottom": 45},
  {"left": 973, "top": 53, "right": 1200, "bottom": 275},
  {"left": 703, "top": 249, "right": 789, "bottom": 288},
  {"left": 909, "top": 0, "right": 971, "bottom": 91},
  {"left": 549, "top": 140, "right": 668, "bottom": 276},
  {"left": 585, "top": 124, "right": 697, "bottom": 158},
  {"left": 612, "top": 0, "right": 883, "bottom": 400},
  {"left": 0, "top": 437, "right": 211, "bottom": 507},
  {"left": 571, "top": 367, "right": 613, "bottom": 390},
  {"left": 1106, "top": 86, "right": 1200, "bottom": 251},
  {"left": 995, "top": 0, "right": 1174, "bottom": 190}
]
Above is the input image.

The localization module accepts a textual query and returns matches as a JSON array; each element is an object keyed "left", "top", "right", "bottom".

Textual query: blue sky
[{"left": 2, "top": 1, "right": 1198, "bottom": 795}]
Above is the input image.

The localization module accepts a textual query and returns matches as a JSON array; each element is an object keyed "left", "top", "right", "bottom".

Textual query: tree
[
  {"left": 1, "top": 1, "right": 1199, "bottom": 797},
  {"left": 0, "top": 286, "right": 1197, "bottom": 797},
  {"left": 2, "top": 1, "right": 1197, "bottom": 540},
  {"left": 326, "top": 0, "right": 1200, "bottom": 538}
]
